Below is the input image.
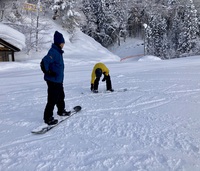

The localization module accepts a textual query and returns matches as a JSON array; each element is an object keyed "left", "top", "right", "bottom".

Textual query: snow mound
[
  {"left": 64, "top": 29, "right": 120, "bottom": 64},
  {"left": 138, "top": 55, "right": 161, "bottom": 62}
]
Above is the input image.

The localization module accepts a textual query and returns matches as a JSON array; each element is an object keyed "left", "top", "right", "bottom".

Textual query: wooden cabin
[{"left": 0, "top": 38, "right": 20, "bottom": 62}]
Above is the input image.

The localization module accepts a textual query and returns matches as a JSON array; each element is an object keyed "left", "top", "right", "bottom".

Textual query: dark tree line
[
  {"left": 80, "top": 0, "right": 200, "bottom": 59},
  {"left": 143, "top": 0, "right": 199, "bottom": 59}
]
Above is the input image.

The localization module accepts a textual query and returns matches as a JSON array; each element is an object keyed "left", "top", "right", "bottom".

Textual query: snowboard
[
  {"left": 81, "top": 88, "right": 128, "bottom": 95},
  {"left": 104, "top": 88, "right": 128, "bottom": 93},
  {"left": 95, "top": 88, "right": 128, "bottom": 94},
  {"left": 31, "top": 106, "right": 81, "bottom": 134}
]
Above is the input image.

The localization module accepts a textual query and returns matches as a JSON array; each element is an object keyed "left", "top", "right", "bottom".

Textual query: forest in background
[{"left": 0, "top": 0, "right": 200, "bottom": 59}]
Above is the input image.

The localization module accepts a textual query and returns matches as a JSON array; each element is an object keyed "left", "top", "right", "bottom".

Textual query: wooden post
[{"left": 12, "top": 51, "right": 15, "bottom": 61}]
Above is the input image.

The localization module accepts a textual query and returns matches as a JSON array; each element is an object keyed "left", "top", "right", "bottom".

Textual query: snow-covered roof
[{"left": 0, "top": 23, "right": 26, "bottom": 50}]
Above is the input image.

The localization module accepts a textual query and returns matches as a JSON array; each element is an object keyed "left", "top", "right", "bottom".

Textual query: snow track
[{"left": 1, "top": 58, "right": 200, "bottom": 171}]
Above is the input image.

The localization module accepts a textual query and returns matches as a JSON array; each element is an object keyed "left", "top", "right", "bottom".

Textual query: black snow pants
[
  {"left": 43, "top": 81, "right": 65, "bottom": 122},
  {"left": 94, "top": 74, "right": 112, "bottom": 90}
]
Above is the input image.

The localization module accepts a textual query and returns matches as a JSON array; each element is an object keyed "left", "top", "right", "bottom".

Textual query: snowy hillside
[
  {"left": 0, "top": 26, "right": 200, "bottom": 171},
  {"left": 14, "top": 19, "right": 120, "bottom": 64}
]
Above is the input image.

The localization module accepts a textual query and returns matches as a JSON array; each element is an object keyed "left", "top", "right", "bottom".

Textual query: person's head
[
  {"left": 54, "top": 31, "right": 65, "bottom": 49},
  {"left": 95, "top": 68, "right": 102, "bottom": 78}
]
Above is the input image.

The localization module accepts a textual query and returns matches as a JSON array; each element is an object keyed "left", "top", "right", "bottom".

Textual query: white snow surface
[
  {"left": 0, "top": 26, "right": 200, "bottom": 171},
  {"left": 0, "top": 23, "right": 26, "bottom": 50}
]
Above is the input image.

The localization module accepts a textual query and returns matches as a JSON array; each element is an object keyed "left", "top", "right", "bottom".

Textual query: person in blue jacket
[{"left": 41, "top": 31, "right": 70, "bottom": 125}]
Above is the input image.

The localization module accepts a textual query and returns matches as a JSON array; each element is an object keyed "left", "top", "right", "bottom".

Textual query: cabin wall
[{"left": 0, "top": 51, "right": 14, "bottom": 61}]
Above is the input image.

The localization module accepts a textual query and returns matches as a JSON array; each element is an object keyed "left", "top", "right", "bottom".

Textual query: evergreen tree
[
  {"left": 81, "top": 0, "right": 132, "bottom": 47},
  {"left": 168, "top": 8, "right": 181, "bottom": 58},
  {"left": 144, "top": 0, "right": 199, "bottom": 58},
  {"left": 103, "top": 0, "right": 129, "bottom": 45},
  {"left": 82, "top": 0, "right": 113, "bottom": 47},
  {"left": 146, "top": 12, "right": 168, "bottom": 58},
  {"left": 177, "top": 0, "right": 198, "bottom": 56},
  {"left": 81, "top": 0, "right": 101, "bottom": 44}
]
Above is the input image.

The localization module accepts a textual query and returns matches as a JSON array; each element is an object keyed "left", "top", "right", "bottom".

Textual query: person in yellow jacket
[{"left": 91, "top": 63, "right": 114, "bottom": 93}]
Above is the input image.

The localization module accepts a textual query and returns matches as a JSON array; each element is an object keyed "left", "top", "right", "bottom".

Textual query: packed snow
[{"left": 0, "top": 25, "right": 200, "bottom": 171}]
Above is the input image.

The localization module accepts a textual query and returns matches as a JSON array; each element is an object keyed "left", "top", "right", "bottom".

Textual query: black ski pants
[
  {"left": 43, "top": 81, "right": 65, "bottom": 121},
  {"left": 94, "top": 74, "right": 112, "bottom": 90}
]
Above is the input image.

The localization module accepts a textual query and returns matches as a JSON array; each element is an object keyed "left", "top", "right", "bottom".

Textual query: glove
[
  {"left": 48, "top": 70, "right": 56, "bottom": 77},
  {"left": 102, "top": 76, "right": 106, "bottom": 82},
  {"left": 102, "top": 74, "right": 108, "bottom": 82},
  {"left": 102, "top": 72, "right": 107, "bottom": 82},
  {"left": 90, "top": 84, "right": 94, "bottom": 91}
]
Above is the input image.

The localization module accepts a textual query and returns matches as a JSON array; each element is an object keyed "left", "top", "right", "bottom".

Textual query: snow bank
[{"left": 138, "top": 55, "right": 161, "bottom": 62}]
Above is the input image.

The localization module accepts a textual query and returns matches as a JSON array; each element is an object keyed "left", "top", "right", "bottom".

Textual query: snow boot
[
  {"left": 107, "top": 89, "right": 114, "bottom": 92},
  {"left": 93, "top": 90, "right": 98, "bottom": 93},
  {"left": 57, "top": 109, "right": 71, "bottom": 116},
  {"left": 45, "top": 117, "right": 58, "bottom": 125}
]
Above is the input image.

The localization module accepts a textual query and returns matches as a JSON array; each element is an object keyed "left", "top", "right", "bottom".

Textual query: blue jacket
[{"left": 43, "top": 44, "right": 64, "bottom": 83}]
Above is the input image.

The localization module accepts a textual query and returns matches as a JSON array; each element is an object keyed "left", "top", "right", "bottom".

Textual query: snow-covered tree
[
  {"left": 143, "top": 0, "right": 199, "bottom": 58},
  {"left": 81, "top": 0, "right": 111, "bottom": 47},
  {"left": 81, "top": 0, "right": 133, "bottom": 47},
  {"left": 177, "top": 0, "right": 198, "bottom": 56},
  {"left": 102, "top": 0, "right": 129, "bottom": 46},
  {"left": 51, "top": 0, "right": 81, "bottom": 33},
  {"left": 0, "top": 0, "right": 23, "bottom": 23},
  {"left": 167, "top": 8, "right": 181, "bottom": 58},
  {"left": 145, "top": 12, "right": 168, "bottom": 58},
  {"left": 127, "top": 3, "right": 146, "bottom": 38},
  {"left": 2, "top": 0, "right": 200, "bottom": 58},
  {"left": 0, "top": 1, "right": 6, "bottom": 21}
]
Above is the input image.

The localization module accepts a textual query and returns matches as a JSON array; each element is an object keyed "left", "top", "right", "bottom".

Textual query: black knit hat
[{"left": 54, "top": 31, "right": 65, "bottom": 45}]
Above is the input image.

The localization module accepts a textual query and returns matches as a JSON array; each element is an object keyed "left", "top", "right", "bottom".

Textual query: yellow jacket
[{"left": 91, "top": 63, "right": 109, "bottom": 84}]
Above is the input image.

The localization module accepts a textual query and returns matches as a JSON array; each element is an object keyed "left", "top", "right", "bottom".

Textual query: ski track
[{"left": 1, "top": 63, "right": 200, "bottom": 171}]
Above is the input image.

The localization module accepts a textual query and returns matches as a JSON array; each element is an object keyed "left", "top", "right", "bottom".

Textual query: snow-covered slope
[
  {"left": 0, "top": 23, "right": 200, "bottom": 171},
  {"left": 1, "top": 55, "right": 200, "bottom": 171},
  {"left": 14, "top": 19, "right": 120, "bottom": 64}
]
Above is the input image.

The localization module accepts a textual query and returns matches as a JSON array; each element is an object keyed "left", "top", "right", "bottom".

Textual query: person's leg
[
  {"left": 94, "top": 77, "right": 100, "bottom": 90},
  {"left": 43, "top": 81, "right": 60, "bottom": 122},
  {"left": 106, "top": 75, "right": 113, "bottom": 91},
  {"left": 56, "top": 83, "right": 66, "bottom": 115}
]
